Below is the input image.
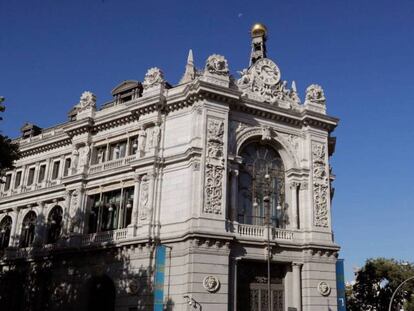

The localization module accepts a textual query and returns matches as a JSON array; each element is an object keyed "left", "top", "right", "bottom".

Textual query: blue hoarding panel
[
  {"left": 154, "top": 245, "right": 166, "bottom": 311},
  {"left": 336, "top": 259, "right": 347, "bottom": 311}
]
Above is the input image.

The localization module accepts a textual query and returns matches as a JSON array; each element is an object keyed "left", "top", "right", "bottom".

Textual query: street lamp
[
  {"left": 388, "top": 276, "right": 414, "bottom": 311},
  {"left": 264, "top": 173, "right": 271, "bottom": 311}
]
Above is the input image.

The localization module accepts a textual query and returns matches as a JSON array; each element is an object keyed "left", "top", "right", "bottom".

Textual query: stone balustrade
[
  {"left": 236, "top": 223, "right": 294, "bottom": 241},
  {"left": 88, "top": 155, "right": 136, "bottom": 174}
]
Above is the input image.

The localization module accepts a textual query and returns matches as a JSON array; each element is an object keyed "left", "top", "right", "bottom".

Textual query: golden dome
[{"left": 251, "top": 23, "right": 267, "bottom": 37}]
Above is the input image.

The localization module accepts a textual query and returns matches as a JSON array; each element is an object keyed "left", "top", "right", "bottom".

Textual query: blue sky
[{"left": 1, "top": 0, "right": 413, "bottom": 281}]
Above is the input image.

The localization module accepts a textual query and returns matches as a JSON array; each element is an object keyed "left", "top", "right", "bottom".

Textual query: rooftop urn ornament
[{"left": 305, "top": 84, "right": 326, "bottom": 104}]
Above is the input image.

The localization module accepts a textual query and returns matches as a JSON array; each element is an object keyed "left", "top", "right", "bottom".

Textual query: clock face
[{"left": 253, "top": 58, "right": 281, "bottom": 85}]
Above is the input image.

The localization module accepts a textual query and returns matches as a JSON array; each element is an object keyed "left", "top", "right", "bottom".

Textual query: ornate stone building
[{"left": 0, "top": 24, "right": 339, "bottom": 311}]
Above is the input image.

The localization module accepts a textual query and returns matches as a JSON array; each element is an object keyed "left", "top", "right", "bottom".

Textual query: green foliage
[
  {"left": 0, "top": 97, "right": 20, "bottom": 179},
  {"left": 346, "top": 258, "right": 414, "bottom": 311}
]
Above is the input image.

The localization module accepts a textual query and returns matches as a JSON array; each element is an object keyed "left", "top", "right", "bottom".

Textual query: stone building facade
[{"left": 0, "top": 24, "right": 340, "bottom": 311}]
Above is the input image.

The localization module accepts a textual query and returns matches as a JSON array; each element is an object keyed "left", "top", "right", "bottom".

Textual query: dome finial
[{"left": 251, "top": 23, "right": 267, "bottom": 38}]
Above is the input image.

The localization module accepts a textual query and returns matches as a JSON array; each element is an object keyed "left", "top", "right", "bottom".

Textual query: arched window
[
  {"left": 20, "top": 211, "right": 36, "bottom": 247},
  {"left": 47, "top": 205, "right": 63, "bottom": 244},
  {"left": 0, "top": 216, "right": 12, "bottom": 250},
  {"left": 238, "top": 142, "right": 286, "bottom": 227}
]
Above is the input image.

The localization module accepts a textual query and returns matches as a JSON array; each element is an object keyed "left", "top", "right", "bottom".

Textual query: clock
[{"left": 253, "top": 58, "right": 281, "bottom": 86}]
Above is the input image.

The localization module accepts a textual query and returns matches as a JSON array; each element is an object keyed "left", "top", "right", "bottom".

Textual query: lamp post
[
  {"left": 388, "top": 276, "right": 414, "bottom": 311},
  {"left": 264, "top": 173, "right": 271, "bottom": 311}
]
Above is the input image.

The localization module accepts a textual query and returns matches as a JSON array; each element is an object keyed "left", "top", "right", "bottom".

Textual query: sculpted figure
[
  {"left": 138, "top": 126, "right": 147, "bottom": 154},
  {"left": 152, "top": 123, "right": 161, "bottom": 148},
  {"left": 78, "top": 145, "right": 90, "bottom": 168}
]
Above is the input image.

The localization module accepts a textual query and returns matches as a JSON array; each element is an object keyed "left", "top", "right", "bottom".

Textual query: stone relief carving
[
  {"left": 76, "top": 91, "right": 96, "bottom": 112},
  {"left": 312, "top": 142, "right": 329, "bottom": 227},
  {"left": 204, "top": 119, "right": 225, "bottom": 214},
  {"left": 203, "top": 275, "right": 220, "bottom": 293},
  {"left": 237, "top": 58, "right": 301, "bottom": 108},
  {"left": 305, "top": 84, "right": 326, "bottom": 105},
  {"left": 142, "top": 67, "right": 164, "bottom": 90},
  {"left": 139, "top": 178, "right": 150, "bottom": 220},
  {"left": 279, "top": 132, "right": 300, "bottom": 152},
  {"left": 205, "top": 54, "right": 229, "bottom": 75},
  {"left": 317, "top": 281, "right": 331, "bottom": 296}
]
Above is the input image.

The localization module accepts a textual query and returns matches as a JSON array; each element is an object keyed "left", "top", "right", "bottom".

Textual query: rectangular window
[
  {"left": 27, "top": 167, "right": 35, "bottom": 186},
  {"left": 52, "top": 161, "right": 60, "bottom": 180},
  {"left": 38, "top": 164, "right": 46, "bottom": 182},
  {"left": 14, "top": 171, "right": 22, "bottom": 188},
  {"left": 63, "top": 158, "right": 71, "bottom": 176},
  {"left": 4, "top": 174, "right": 11, "bottom": 191},
  {"left": 87, "top": 186, "right": 134, "bottom": 234}
]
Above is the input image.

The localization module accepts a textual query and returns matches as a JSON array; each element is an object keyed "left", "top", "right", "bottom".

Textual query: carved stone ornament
[
  {"left": 204, "top": 119, "right": 225, "bottom": 214},
  {"left": 312, "top": 142, "right": 329, "bottom": 227},
  {"left": 305, "top": 84, "right": 326, "bottom": 105},
  {"left": 203, "top": 275, "right": 220, "bottom": 293},
  {"left": 317, "top": 281, "right": 331, "bottom": 296},
  {"left": 142, "top": 67, "right": 164, "bottom": 90},
  {"left": 76, "top": 91, "right": 96, "bottom": 111},
  {"left": 127, "top": 279, "right": 140, "bottom": 294},
  {"left": 139, "top": 178, "right": 150, "bottom": 220},
  {"left": 237, "top": 58, "right": 301, "bottom": 109},
  {"left": 261, "top": 125, "right": 273, "bottom": 141},
  {"left": 205, "top": 54, "right": 229, "bottom": 75}
]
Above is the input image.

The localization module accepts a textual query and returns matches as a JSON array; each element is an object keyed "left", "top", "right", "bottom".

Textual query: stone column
[
  {"left": 230, "top": 169, "right": 239, "bottom": 222},
  {"left": 9, "top": 207, "right": 20, "bottom": 247},
  {"left": 290, "top": 182, "right": 299, "bottom": 229},
  {"left": 292, "top": 262, "right": 303, "bottom": 311}
]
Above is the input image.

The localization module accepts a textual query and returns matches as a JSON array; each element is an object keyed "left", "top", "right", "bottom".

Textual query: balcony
[
  {"left": 1, "top": 228, "right": 132, "bottom": 260},
  {"left": 89, "top": 155, "right": 136, "bottom": 174},
  {"left": 80, "top": 228, "right": 130, "bottom": 246},
  {"left": 236, "top": 223, "right": 294, "bottom": 241}
]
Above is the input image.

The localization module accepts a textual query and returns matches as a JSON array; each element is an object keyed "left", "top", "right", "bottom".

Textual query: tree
[
  {"left": 346, "top": 258, "right": 414, "bottom": 311},
  {"left": 0, "top": 97, "right": 20, "bottom": 181}
]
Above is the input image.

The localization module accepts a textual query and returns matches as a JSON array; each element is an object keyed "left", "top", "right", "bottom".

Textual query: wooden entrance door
[{"left": 249, "top": 283, "right": 284, "bottom": 311}]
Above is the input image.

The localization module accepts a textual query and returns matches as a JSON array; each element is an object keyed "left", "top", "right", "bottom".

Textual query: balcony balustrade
[{"left": 236, "top": 223, "right": 294, "bottom": 241}]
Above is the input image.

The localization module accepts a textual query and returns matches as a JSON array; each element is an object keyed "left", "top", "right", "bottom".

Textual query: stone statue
[
  {"left": 152, "top": 123, "right": 161, "bottom": 148},
  {"left": 78, "top": 145, "right": 90, "bottom": 169},
  {"left": 138, "top": 127, "right": 147, "bottom": 155}
]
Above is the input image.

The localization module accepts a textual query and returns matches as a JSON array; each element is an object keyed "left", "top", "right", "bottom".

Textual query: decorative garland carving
[
  {"left": 312, "top": 142, "right": 329, "bottom": 227},
  {"left": 204, "top": 119, "right": 224, "bottom": 214}
]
